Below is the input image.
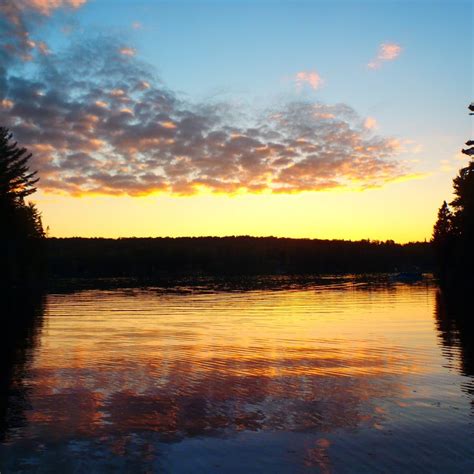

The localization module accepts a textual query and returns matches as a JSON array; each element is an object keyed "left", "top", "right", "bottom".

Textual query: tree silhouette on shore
[
  {"left": 432, "top": 103, "right": 474, "bottom": 292},
  {"left": 0, "top": 128, "right": 38, "bottom": 199},
  {"left": 0, "top": 127, "right": 45, "bottom": 286}
]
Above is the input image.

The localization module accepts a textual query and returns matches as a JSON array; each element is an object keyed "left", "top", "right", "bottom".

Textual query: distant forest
[{"left": 46, "top": 237, "right": 433, "bottom": 279}]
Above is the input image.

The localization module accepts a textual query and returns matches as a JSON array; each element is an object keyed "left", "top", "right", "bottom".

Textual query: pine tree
[
  {"left": 0, "top": 127, "right": 45, "bottom": 287},
  {"left": 433, "top": 103, "right": 474, "bottom": 291},
  {"left": 0, "top": 127, "right": 39, "bottom": 204},
  {"left": 450, "top": 160, "right": 474, "bottom": 240},
  {"left": 432, "top": 201, "right": 454, "bottom": 243},
  {"left": 432, "top": 201, "right": 454, "bottom": 281},
  {"left": 0, "top": 127, "right": 44, "bottom": 239}
]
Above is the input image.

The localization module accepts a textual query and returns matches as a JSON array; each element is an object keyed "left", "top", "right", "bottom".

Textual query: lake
[{"left": 0, "top": 276, "right": 473, "bottom": 473}]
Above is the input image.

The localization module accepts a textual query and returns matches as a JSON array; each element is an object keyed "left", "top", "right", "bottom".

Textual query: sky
[{"left": 0, "top": 0, "right": 472, "bottom": 242}]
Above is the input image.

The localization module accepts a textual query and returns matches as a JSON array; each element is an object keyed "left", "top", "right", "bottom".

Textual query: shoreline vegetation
[{"left": 44, "top": 236, "right": 432, "bottom": 282}]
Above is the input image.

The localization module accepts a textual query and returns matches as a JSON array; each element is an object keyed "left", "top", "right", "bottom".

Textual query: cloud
[
  {"left": 364, "top": 117, "right": 378, "bottom": 130},
  {"left": 1, "top": 99, "right": 14, "bottom": 110},
  {"left": 295, "top": 71, "right": 323, "bottom": 91},
  {"left": 368, "top": 43, "right": 402, "bottom": 70},
  {"left": 16, "top": 0, "right": 87, "bottom": 15},
  {"left": 0, "top": 0, "right": 88, "bottom": 65},
  {"left": 160, "top": 121, "right": 177, "bottom": 129},
  {"left": 0, "top": 10, "right": 407, "bottom": 197},
  {"left": 37, "top": 40, "right": 51, "bottom": 55},
  {"left": 119, "top": 47, "right": 136, "bottom": 57}
]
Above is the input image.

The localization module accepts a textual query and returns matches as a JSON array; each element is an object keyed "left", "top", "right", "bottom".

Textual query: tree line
[{"left": 45, "top": 236, "right": 432, "bottom": 279}]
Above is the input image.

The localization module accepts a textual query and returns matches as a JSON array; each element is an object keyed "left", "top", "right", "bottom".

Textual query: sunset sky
[{"left": 0, "top": 0, "right": 471, "bottom": 242}]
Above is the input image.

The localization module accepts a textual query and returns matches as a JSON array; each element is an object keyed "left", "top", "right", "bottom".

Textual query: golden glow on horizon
[
  {"left": 39, "top": 171, "right": 425, "bottom": 199},
  {"left": 34, "top": 174, "right": 450, "bottom": 243}
]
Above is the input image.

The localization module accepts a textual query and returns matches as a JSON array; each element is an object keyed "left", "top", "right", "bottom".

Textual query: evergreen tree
[
  {"left": 0, "top": 127, "right": 45, "bottom": 287},
  {"left": 432, "top": 201, "right": 454, "bottom": 280},
  {"left": 432, "top": 201, "right": 454, "bottom": 243},
  {"left": 0, "top": 127, "right": 44, "bottom": 239},
  {"left": 450, "top": 160, "right": 474, "bottom": 241},
  {"left": 0, "top": 127, "right": 39, "bottom": 204},
  {"left": 433, "top": 104, "right": 474, "bottom": 292}
]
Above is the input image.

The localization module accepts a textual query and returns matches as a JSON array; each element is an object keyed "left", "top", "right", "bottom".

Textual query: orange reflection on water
[
  {"left": 2, "top": 279, "right": 474, "bottom": 473},
  {"left": 17, "top": 282, "right": 439, "bottom": 442}
]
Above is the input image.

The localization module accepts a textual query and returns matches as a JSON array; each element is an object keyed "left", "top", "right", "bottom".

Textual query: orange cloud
[
  {"left": 364, "top": 117, "right": 378, "bottom": 130},
  {"left": 86, "top": 138, "right": 105, "bottom": 151},
  {"left": 368, "top": 43, "right": 402, "bottom": 69},
  {"left": 1, "top": 99, "right": 14, "bottom": 109},
  {"left": 160, "top": 121, "right": 177, "bottom": 129},
  {"left": 37, "top": 41, "right": 50, "bottom": 55},
  {"left": 295, "top": 71, "right": 323, "bottom": 91},
  {"left": 119, "top": 47, "right": 136, "bottom": 57},
  {"left": 110, "top": 89, "right": 125, "bottom": 97},
  {"left": 17, "top": 0, "right": 87, "bottom": 15},
  {"left": 31, "top": 143, "right": 55, "bottom": 152},
  {"left": 0, "top": 0, "right": 88, "bottom": 63},
  {"left": 137, "top": 81, "right": 150, "bottom": 90}
]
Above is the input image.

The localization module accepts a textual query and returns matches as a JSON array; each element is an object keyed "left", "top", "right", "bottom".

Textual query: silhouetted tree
[
  {"left": 432, "top": 201, "right": 454, "bottom": 279},
  {"left": 0, "top": 127, "right": 38, "bottom": 200},
  {"left": 433, "top": 104, "right": 474, "bottom": 292},
  {"left": 451, "top": 160, "right": 474, "bottom": 240},
  {"left": 433, "top": 201, "right": 454, "bottom": 242},
  {"left": 0, "top": 127, "right": 45, "bottom": 286}
]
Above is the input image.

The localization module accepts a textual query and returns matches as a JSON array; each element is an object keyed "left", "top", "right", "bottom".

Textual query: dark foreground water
[{"left": 0, "top": 277, "right": 473, "bottom": 473}]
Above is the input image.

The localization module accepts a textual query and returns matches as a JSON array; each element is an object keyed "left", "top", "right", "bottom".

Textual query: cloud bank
[{"left": 0, "top": 6, "right": 407, "bottom": 197}]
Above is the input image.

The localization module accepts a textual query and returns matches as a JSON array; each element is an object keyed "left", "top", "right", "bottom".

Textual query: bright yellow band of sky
[{"left": 35, "top": 171, "right": 452, "bottom": 243}]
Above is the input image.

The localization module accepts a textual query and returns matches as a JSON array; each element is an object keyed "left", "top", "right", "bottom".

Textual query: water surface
[{"left": 1, "top": 277, "right": 473, "bottom": 472}]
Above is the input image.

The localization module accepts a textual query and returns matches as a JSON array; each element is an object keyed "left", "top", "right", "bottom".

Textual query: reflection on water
[
  {"left": 0, "top": 292, "right": 45, "bottom": 443},
  {"left": 0, "top": 277, "right": 473, "bottom": 473},
  {"left": 435, "top": 291, "right": 474, "bottom": 414}
]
